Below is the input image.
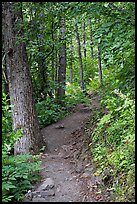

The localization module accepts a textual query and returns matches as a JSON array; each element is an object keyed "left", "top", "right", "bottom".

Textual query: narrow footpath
[{"left": 23, "top": 95, "right": 113, "bottom": 202}]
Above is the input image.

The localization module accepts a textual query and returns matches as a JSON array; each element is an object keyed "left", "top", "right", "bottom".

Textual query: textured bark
[
  {"left": 57, "top": 17, "right": 66, "bottom": 99},
  {"left": 75, "top": 21, "right": 84, "bottom": 90},
  {"left": 69, "top": 34, "right": 73, "bottom": 84},
  {"left": 98, "top": 44, "right": 103, "bottom": 85},
  {"left": 2, "top": 2, "right": 45, "bottom": 155}
]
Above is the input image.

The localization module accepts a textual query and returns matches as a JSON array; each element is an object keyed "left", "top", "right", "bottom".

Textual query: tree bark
[
  {"left": 75, "top": 20, "right": 84, "bottom": 90},
  {"left": 98, "top": 44, "right": 103, "bottom": 86},
  {"left": 90, "top": 22, "right": 94, "bottom": 58},
  {"left": 2, "top": 2, "right": 46, "bottom": 155},
  {"left": 57, "top": 17, "right": 66, "bottom": 99},
  {"left": 82, "top": 20, "right": 86, "bottom": 59},
  {"left": 51, "top": 20, "right": 55, "bottom": 82},
  {"left": 69, "top": 34, "right": 73, "bottom": 84}
]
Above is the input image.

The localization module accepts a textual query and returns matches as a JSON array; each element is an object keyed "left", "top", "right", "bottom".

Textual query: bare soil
[{"left": 24, "top": 94, "right": 113, "bottom": 202}]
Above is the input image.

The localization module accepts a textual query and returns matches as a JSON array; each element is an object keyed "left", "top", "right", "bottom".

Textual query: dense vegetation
[{"left": 2, "top": 2, "right": 135, "bottom": 202}]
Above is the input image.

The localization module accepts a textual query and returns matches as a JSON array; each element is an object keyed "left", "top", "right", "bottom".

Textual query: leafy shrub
[
  {"left": 89, "top": 89, "right": 135, "bottom": 201},
  {"left": 36, "top": 98, "right": 67, "bottom": 128},
  {"left": 2, "top": 152, "right": 41, "bottom": 202},
  {"left": 65, "top": 83, "right": 90, "bottom": 106},
  {"left": 36, "top": 84, "right": 90, "bottom": 129}
]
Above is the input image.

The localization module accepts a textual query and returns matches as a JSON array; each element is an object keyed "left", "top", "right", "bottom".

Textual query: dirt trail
[{"left": 23, "top": 95, "right": 112, "bottom": 202}]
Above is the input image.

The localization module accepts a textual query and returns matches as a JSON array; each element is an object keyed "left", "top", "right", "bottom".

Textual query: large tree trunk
[
  {"left": 98, "top": 44, "right": 103, "bottom": 86},
  {"left": 75, "top": 21, "right": 84, "bottom": 90},
  {"left": 57, "top": 17, "right": 66, "bottom": 99},
  {"left": 2, "top": 2, "right": 46, "bottom": 155}
]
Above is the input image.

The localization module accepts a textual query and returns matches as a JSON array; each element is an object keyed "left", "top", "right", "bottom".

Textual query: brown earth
[{"left": 23, "top": 94, "right": 113, "bottom": 202}]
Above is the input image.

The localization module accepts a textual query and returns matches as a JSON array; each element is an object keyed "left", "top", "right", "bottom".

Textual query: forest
[{"left": 2, "top": 2, "right": 135, "bottom": 202}]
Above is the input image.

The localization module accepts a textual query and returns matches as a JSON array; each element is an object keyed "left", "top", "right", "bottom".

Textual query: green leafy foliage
[
  {"left": 36, "top": 84, "right": 90, "bottom": 128},
  {"left": 65, "top": 83, "right": 90, "bottom": 106},
  {"left": 36, "top": 98, "right": 67, "bottom": 128},
  {"left": 2, "top": 153, "right": 41, "bottom": 202},
  {"left": 89, "top": 90, "right": 135, "bottom": 201}
]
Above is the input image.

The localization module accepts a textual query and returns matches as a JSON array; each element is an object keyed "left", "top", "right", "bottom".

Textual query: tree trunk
[
  {"left": 51, "top": 20, "right": 55, "bottom": 82},
  {"left": 52, "top": 52, "right": 55, "bottom": 82},
  {"left": 69, "top": 34, "right": 73, "bottom": 84},
  {"left": 98, "top": 44, "right": 103, "bottom": 86},
  {"left": 75, "top": 21, "right": 84, "bottom": 90},
  {"left": 2, "top": 2, "right": 45, "bottom": 155},
  {"left": 82, "top": 20, "right": 86, "bottom": 59},
  {"left": 90, "top": 22, "right": 94, "bottom": 58},
  {"left": 57, "top": 17, "right": 66, "bottom": 99}
]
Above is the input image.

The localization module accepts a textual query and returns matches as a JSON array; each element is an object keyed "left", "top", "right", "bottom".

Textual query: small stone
[
  {"left": 32, "top": 191, "right": 40, "bottom": 196},
  {"left": 85, "top": 167, "right": 94, "bottom": 172},
  {"left": 81, "top": 171, "right": 91, "bottom": 178},
  {"left": 41, "top": 189, "right": 55, "bottom": 197},
  {"left": 38, "top": 194, "right": 42, "bottom": 198},
  {"left": 85, "top": 163, "right": 90, "bottom": 167},
  {"left": 37, "top": 178, "right": 55, "bottom": 191},
  {"left": 56, "top": 186, "right": 61, "bottom": 193},
  {"left": 24, "top": 191, "right": 33, "bottom": 201},
  {"left": 32, "top": 198, "right": 46, "bottom": 202},
  {"left": 55, "top": 125, "right": 64, "bottom": 129}
]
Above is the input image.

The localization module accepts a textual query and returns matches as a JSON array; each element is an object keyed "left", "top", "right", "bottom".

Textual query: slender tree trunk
[
  {"left": 75, "top": 21, "right": 84, "bottom": 90},
  {"left": 82, "top": 20, "right": 86, "bottom": 58},
  {"left": 2, "top": 2, "right": 46, "bottom": 155},
  {"left": 52, "top": 53, "right": 55, "bottom": 81},
  {"left": 90, "top": 22, "right": 94, "bottom": 58},
  {"left": 51, "top": 20, "right": 55, "bottom": 82},
  {"left": 54, "top": 48, "right": 58, "bottom": 98},
  {"left": 69, "top": 34, "right": 73, "bottom": 84},
  {"left": 57, "top": 17, "right": 66, "bottom": 99},
  {"left": 98, "top": 44, "right": 103, "bottom": 85}
]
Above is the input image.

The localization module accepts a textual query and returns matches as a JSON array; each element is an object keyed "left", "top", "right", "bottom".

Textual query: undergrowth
[
  {"left": 2, "top": 151, "right": 42, "bottom": 202},
  {"left": 36, "top": 97, "right": 67, "bottom": 128},
  {"left": 89, "top": 89, "right": 135, "bottom": 202},
  {"left": 36, "top": 83, "right": 90, "bottom": 128}
]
